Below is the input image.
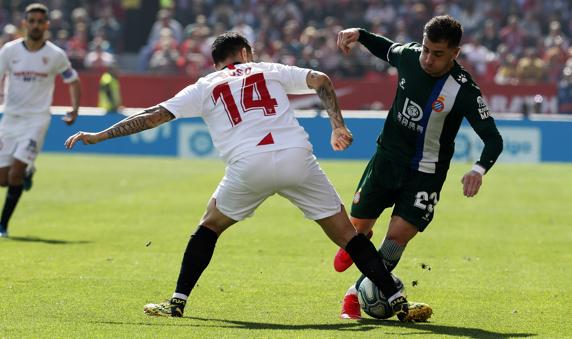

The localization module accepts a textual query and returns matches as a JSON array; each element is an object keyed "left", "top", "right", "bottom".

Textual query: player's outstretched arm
[
  {"left": 64, "top": 105, "right": 175, "bottom": 149},
  {"left": 306, "top": 70, "right": 353, "bottom": 151}
]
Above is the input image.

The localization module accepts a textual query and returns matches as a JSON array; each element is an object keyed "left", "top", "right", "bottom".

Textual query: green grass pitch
[{"left": 0, "top": 153, "right": 570, "bottom": 338}]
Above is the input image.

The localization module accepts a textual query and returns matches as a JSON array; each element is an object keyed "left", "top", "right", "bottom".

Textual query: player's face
[
  {"left": 419, "top": 36, "right": 460, "bottom": 77},
  {"left": 23, "top": 12, "right": 49, "bottom": 41}
]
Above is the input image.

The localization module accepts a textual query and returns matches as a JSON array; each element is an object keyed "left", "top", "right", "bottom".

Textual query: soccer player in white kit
[
  {"left": 0, "top": 3, "right": 81, "bottom": 238},
  {"left": 65, "top": 32, "right": 424, "bottom": 321}
]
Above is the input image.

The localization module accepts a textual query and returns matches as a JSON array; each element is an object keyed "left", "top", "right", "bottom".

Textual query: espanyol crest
[{"left": 432, "top": 96, "right": 445, "bottom": 112}]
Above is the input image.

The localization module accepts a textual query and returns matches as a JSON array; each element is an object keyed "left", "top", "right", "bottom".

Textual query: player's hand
[
  {"left": 62, "top": 110, "right": 78, "bottom": 125},
  {"left": 461, "top": 170, "right": 482, "bottom": 197},
  {"left": 331, "top": 126, "right": 353, "bottom": 151},
  {"left": 337, "top": 28, "right": 360, "bottom": 54},
  {"left": 64, "top": 131, "right": 102, "bottom": 149}
]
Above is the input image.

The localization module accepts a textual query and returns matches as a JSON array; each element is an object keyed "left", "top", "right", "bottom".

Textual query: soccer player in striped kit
[{"left": 334, "top": 15, "right": 503, "bottom": 319}]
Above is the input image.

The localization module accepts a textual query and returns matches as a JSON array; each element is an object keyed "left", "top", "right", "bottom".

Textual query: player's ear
[
  {"left": 452, "top": 47, "right": 461, "bottom": 59},
  {"left": 240, "top": 47, "right": 248, "bottom": 62}
]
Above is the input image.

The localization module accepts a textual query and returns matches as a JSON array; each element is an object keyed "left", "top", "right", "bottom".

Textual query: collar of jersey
[
  {"left": 21, "top": 40, "right": 47, "bottom": 52},
  {"left": 223, "top": 62, "right": 243, "bottom": 70}
]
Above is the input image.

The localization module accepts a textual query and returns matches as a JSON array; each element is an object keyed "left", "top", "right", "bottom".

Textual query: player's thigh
[
  {"left": 350, "top": 152, "right": 402, "bottom": 220},
  {"left": 393, "top": 170, "right": 448, "bottom": 232},
  {"left": 7, "top": 159, "right": 27, "bottom": 184},
  {"left": 12, "top": 122, "right": 49, "bottom": 167},
  {"left": 0, "top": 166, "right": 9, "bottom": 187},
  {"left": 278, "top": 149, "right": 342, "bottom": 220},
  {"left": 213, "top": 153, "right": 275, "bottom": 221},
  {"left": 0, "top": 135, "right": 18, "bottom": 186}
]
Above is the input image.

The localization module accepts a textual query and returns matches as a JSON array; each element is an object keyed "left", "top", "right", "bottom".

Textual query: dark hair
[
  {"left": 423, "top": 15, "right": 463, "bottom": 48},
  {"left": 211, "top": 32, "right": 252, "bottom": 65},
  {"left": 25, "top": 3, "right": 48, "bottom": 17}
]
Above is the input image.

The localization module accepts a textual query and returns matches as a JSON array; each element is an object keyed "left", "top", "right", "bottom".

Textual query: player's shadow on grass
[
  {"left": 94, "top": 317, "right": 535, "bottom": 338},
  {"left": 356, "top": 319, "right": 536, "bottom": 338},
  {"left": 6, "top": 236, "right": 91, "bottom": 245},
  {"left": 190, "top": 316, "right": 535, "bottom": 338}
]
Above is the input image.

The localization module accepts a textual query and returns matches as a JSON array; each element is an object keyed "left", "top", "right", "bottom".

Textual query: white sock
[
  {"left": 172, "top": 293, "right": 188, "bottom": 301},
  {"left": 388, "top": 291, "right": 404, "bottom": 304}
]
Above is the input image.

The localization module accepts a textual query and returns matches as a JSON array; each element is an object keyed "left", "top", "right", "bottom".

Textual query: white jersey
[
  {"left": 0, "top": 38, "right": 78, "bottom": 117},
  {"left": 160, "top": 62, "right": 314, "bottom": 163}
]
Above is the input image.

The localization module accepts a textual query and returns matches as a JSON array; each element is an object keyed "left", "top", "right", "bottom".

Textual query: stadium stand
[{"left": 0, "top": 0, "right": 571, "bottom": 113}]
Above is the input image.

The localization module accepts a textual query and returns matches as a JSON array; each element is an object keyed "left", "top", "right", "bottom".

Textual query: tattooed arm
[
  {"left": 64, "top": 106, "right": 175, "bottom": 149},
  {"left": 306, "top": 70, "right": 353, "bottom": 151}
]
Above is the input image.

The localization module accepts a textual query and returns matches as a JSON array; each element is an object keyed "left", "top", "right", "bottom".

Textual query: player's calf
[
  {"left": 333, "top": 230, "right": 372, "bottom": 272},
  {"left": 23, "top": 166, "right": 35, "bottom": 191}
]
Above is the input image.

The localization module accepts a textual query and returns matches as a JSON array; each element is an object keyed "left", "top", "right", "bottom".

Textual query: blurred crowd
[
  {"left": 0, "top": 0, "right": 122, "bottom": 71},
  {"left": 0, "top": 0, "right": 572, "bottom": 88}
]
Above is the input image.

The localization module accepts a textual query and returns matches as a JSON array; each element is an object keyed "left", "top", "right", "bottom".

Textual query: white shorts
[
  {"left": 0, "top": 114, "right": 51, "bottom": 167},
  {"left": 213, "top": 148, "right": 342, "bottom": 221}
]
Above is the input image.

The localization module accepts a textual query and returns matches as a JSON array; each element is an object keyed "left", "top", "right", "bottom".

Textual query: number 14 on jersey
[{"left": 212, "top": 73, "right": 278, "bottom": 126}]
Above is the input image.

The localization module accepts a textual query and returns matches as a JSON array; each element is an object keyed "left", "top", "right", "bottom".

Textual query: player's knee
[
  {"left": 351, "top": 218, "right": 376, "bottom": 233},
  {"left": 199, "top": 220, "right": 229, "bottom": 236},
  {"left": 7, "top": 179, "right": 23, "bottom": 186},
  {"left": 0, "top": 169, "right": 9, "bottom": 187},
  {"left": 199, "top": 204, "right": 237, "bottom": 236},
  {"left": 7, "top": 172, "right": 24, "bottom": 186},
  {"left": 385, "top": 230, "right": 416, "bottom": 246}
]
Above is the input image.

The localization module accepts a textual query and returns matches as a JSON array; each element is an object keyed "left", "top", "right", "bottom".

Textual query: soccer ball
[{"left": 356, "top": 274, "right": 405, "bottom": 319}]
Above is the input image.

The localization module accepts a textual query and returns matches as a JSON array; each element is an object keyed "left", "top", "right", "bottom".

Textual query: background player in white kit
[
  {"left": 65, "top": 32, "right": 430, "bottom": 321},
  {"left": 0, "top": 3, "right": 81, "bottom": 238}
]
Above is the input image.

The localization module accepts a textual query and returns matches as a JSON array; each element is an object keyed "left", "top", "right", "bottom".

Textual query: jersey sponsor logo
[
  {"left": 397, "top": 97, "right": 425, "bottom": 133},
  {"left": 14, "top": 71, "right": 48, "bottom": 82},
  {"left": 456, "top": 74, "right": 468, "bottom": 83},
  {"left": 432, "top": 96, "right": 445, "bottom": 112},
  {"left": 402, "top": 98, "right": 423, "bottom": 121},
  {"left": 476, "top": 96, "right": 491, "bottom": 119}
]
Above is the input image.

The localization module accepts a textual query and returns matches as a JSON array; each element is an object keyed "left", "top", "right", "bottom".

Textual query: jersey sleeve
[
  {"left": 159, "top": 83, "right": 202, "bottom": 119},
  {"left": 55, "top": 51, "right": 78, "bottom": 83},
  {"left": 269, "top": 63, "right": 313, "bottom": 94},
  {"left": 459, "top": 85, "right": 504, "bottom": 172},
  {"left": 357, "top": 29, "right": 405, "bottom": 67}
]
